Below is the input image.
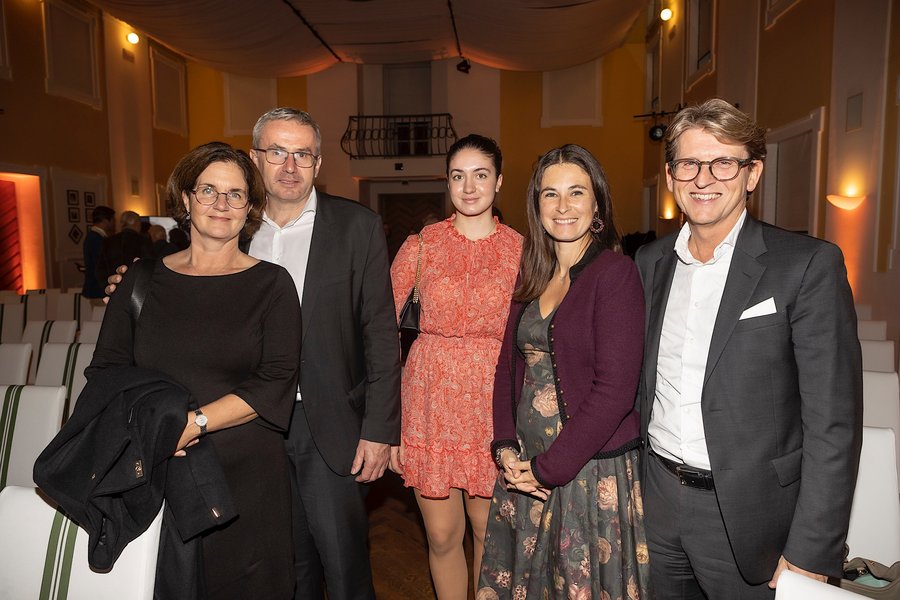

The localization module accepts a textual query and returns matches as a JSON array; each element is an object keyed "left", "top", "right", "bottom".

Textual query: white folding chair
[
  {"left": 22, "top": 321, "right": 78, "bottom": 384},
  {"left": 0, "top": 486, "right": 163, "bottom": 600},
  {"left": 855, "top": 303, "right": 873, "bottom": 320},
  {"left": 860, "top": 340, "right": 896, "bottom": 373},
  {"left": 35, "top": 343, "right": 96, "bottom": 419},
  {"left": 857, "top": 320, "right": 887, "bottom": 341},
  {"left": 0, "top": 290, "right": 20, "bottom": 303},
  {"left": 846, "top": 427, "right": 900, "bottom": 566},
  {"left": 775, "top": 570, "right": 866, "bottom": 599},
  {"left": 89, "top": 304, "right": 106, "bottom": 322},
  {"left": 51, "top": 292, "right": 91, "bottom": 326},
  {"left": 78, "top": 321, "right": 102, "bottom": 344},
  {"left": 19, "top": 293, "right": 47, "bottom": 322},
  {"left": 0, "top": 385, "right": 66, "bottom": 489},
  {"left": 0, "top": 344, "right": 32, "bottom": 385},
  {"left": 863, "top": 370, "right": 900, "bottom": 481},
  {"left": 0, "top": 302, "right": 24, "bottom": 343}
]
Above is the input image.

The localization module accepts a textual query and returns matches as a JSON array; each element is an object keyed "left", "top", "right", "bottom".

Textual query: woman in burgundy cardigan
[{"left": 477, "top": 145, "right": 651, "bottom": 600}]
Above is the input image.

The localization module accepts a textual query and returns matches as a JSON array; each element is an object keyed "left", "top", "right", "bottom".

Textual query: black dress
[{"left": 89, "top": 259, "right": 301, "bottom": 599}]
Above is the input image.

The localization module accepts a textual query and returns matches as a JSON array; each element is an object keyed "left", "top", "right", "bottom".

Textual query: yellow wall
[
  {"left": 0, "top": 1, "right": 110, "bottom": 175},
  {"left": 499, "top": 40, "right": 647, "bottom": 237}
]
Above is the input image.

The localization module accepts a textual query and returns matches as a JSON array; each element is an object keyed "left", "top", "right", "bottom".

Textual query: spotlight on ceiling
[
  {"left": 456, "top": 59, "right": 471, "bottom": 74},
  {"left": 649, "top": 124, "right": 667, "bottom": 142},
  {"left": 660, "top": 8, "right": 673, "bottom": 21}
]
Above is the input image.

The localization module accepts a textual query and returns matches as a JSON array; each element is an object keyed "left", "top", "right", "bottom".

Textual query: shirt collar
[
  {"left": 262, "top": 187, "right": 318, "bottom": 229},
  {"left": 674, "top": 208, "right": 747, "bottom": 265},
  {"left": 90, "top": 225, "right": 109, "bottom": 238}
]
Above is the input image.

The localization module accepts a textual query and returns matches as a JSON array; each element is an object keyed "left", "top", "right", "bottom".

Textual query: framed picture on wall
[
  {"left": 85, "top": 208, "right": 92, "bottom": 223},
  {"left": 67, "top": 207, "right": 80, "bottom": 223},
  {"left": 84, "top": 191, "right": 96, "bottom": 207},
  {"left": 67, "top": 189, "right": 79, "bottom": 206}
]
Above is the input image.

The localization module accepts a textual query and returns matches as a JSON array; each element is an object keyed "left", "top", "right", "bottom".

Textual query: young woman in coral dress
[{"left": 390, "top": 134, "right": 522, "bottom": 599}]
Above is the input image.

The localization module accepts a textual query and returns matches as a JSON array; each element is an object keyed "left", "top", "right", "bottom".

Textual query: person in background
[
  {"left": 88, "top": 142, "right": 301, "bottom": 598},
  {"left": 148, "top": 224, "right": 178, "bottom": 258},
  {"left": 82, "top": 205, "right": 115, "bottom": 299},
  {"left": 635, "top": 98, "right": 862, "bottom": 598},
  {"left": 390, "top": 134, "right": 522, "bottom": 599},
  {"left": 169, "top": 226, "right": 190, "bottom": 251},
  {"left": 96, "top": 209, "right": 153, "bottom": 282},
  {"left": 479, "top": 144, "right": 649, "bottom": 599}
]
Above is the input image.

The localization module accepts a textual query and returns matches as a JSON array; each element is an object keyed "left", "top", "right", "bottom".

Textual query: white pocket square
[{"left": 739, "top": 297, "right": 776, "bottom": 320}]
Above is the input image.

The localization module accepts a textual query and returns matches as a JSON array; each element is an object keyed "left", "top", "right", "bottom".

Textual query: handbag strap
[
  {"left": 129, "top": 259, "right": 156, "bottom": 332},
  {"left": 412, "top": 232, "right": 423, "bottom": 303}
]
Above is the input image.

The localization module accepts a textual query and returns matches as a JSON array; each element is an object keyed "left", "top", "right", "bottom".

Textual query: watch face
[{"left": 195, "top": 414, "right": 208, "bottom": 427}]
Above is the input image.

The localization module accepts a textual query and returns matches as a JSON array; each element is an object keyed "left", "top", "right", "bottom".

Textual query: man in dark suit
[
  {"left": 634, "top": 99, "right": 862, "bottom": 598},
  {"left": 96, "top": 210, "right": 153, "bottom": 284},
  {"left": 82, "top": 205, "right": 115, "bottom": 298},
  {"left": 248, "top": 108, "right": 400, "bottom": 600}
]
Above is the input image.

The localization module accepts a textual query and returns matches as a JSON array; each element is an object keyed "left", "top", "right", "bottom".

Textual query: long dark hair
[{"left": 514, "top": 144, "right": 621, "bottom": 302}]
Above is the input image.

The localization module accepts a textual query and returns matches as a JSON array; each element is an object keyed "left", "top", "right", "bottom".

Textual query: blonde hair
[{"left": 665, "top": 98, "right": 767, "bottom": 163}]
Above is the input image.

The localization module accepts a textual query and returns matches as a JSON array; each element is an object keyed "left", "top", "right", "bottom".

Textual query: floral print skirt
[{"left": 477, "top": 300, "right": 651, "bottom": 599}]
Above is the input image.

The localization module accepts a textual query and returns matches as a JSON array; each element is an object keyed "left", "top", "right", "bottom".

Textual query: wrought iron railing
[{"left": 340, "top": 114, "right": 457, "bottom": 159}]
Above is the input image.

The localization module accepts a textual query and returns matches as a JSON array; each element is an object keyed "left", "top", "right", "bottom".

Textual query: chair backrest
[
  {"left": 19, "top": 293, "right": 47, "bottom": 322},
  {"left": 857, "top": 319, "right": 887, "bottom": 341},
  {"left": 0, "top": 486, "right": 163, "bottom": 600},
  {"left": 0, "top": 290, "right": 20, "bottom": 303},
  {"left": 855, "top": 303, "right": 873, "bottom": 320},
  {"left": 774, "top": 570, "right": 864, "bottom": 599},
  {"left": 77, "top": 321, "right": 102, "bottom": 344},
  {"left": 0, "top": 343, "right": 32, "bottom": 386},
  {"left": 0, "top": 302, "right": 25, "bottom": 343},
  {"left": 89, "top": 304, "right": 106, "bottom": 322},
  {"left": 34, "top": 343, "right": 96, "bottom": 419},
  {"left": 863, "top": 370, "right": 900, "bottom": 481},
  {"left": 0, "top": 385, "right": 66, "bottom": 489},
  {"left": 846, "top": 426, "right": 900, "bottom": 565},
  {"left": 22, "top": 321, "right": 78, "bottom": 383},
  {"left": 51, "top": 292, "right": 91, "bottom": 326},
  {"left": 860, "top": 340, "right": 896, "bottom": 373}
]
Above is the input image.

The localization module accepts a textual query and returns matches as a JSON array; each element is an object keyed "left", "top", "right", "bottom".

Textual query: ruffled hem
[{"left": 401, "top": 443, "right": 498, "bottom": 498}]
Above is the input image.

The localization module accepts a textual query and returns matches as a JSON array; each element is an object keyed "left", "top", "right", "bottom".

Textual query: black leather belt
[{"left": 652, "top": 451, "right": 715, "bottom": 490}]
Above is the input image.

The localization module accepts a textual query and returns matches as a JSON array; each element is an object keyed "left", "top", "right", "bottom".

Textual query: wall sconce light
[
  {"left": 126, "top": 32, "right": 140, "bottom": 45},
  {"left": 826, "top": 194, "right": 866, "bottom": 210},
  {"left": 660, "top": 7, "right": 673, "bottom": 21}
]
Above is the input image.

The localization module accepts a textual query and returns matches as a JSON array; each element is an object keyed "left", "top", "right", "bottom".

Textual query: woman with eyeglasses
[{"left": 87, "top": 142, "right": 301, "bottom": 599}]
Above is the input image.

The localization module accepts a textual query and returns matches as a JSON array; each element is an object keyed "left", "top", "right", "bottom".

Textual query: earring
[{"left": 589, "top": 211, "right": 604, "bottom": 234}]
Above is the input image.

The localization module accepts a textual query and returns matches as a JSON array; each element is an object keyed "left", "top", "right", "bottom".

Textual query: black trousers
[
  {"left": 644, "top": 452, "right": 775, "bottom": 600},
  {"left": 284, "top": 404, "right": 375, "bottom": 600}
]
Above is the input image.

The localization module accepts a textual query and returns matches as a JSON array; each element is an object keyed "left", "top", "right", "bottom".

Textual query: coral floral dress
[{"left": 391, "top": 216, "right": 522, "bottom": 498}]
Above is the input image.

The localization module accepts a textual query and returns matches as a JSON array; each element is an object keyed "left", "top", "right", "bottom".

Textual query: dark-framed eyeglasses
[
  {"left": 191, "top": 185, "right": 249, "bottom": 209},
  {"left": 668, "top": 157, "right": 756, "bottom": 182},
  {"left": 253, "top": 148, "right": 319, "bottom": 168}
]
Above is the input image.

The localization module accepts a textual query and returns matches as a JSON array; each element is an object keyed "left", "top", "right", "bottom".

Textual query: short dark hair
[
  {"left": 446, "top": 134, "right": 502, "bottom": 176},
  {"left": 91, "top": 205, "right": 115, "bottom": 224},
  {"left": 515, "top": 144, "right": 621, "bottom": 302},
  {"left": 167, "top": 142, "right": 266, "bottom": 242}
]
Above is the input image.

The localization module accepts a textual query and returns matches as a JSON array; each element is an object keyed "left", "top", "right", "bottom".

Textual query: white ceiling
[{"left": 90, "top": 0, "right": 646, "bottom": 77}]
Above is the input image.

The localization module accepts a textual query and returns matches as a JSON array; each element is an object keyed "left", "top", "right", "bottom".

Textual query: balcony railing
[{"left": 340, "top": 114, "right": 457, "bottom": 159}]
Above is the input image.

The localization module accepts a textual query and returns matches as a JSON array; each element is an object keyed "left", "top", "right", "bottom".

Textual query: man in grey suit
[
  {"left": 634, "top": 99, "right": 862, "bottom": 598},
  {"left": 248, "top": 108, "right": 400, "bottom": 600}
]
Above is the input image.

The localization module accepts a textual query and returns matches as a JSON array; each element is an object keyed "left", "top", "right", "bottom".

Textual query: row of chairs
[
  {"left": 0, "top": 343, "right": 94, "bottom": 415},
  {"left": 0, "top": 301, "right": 105, "bottom": 344}
]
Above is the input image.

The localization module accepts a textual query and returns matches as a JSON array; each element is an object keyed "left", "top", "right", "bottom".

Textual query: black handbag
[{"left": 398, "top": 233, "right": 423, "bottom": 358}]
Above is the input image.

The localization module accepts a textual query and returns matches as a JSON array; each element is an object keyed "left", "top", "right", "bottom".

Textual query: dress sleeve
[
  {"left": 390, "top": 233, "right": 419, "bottom": 321},
  {"left": 85, "top": 263, "right": 141, "bottom": 375},
  {"left": 231, "top": 266, "right": 302, "bottom": 432}
]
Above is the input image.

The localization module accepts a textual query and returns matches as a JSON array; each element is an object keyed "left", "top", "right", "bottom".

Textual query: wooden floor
[{"left": 366, "top": 473, "right": 475, "bottom": 600}]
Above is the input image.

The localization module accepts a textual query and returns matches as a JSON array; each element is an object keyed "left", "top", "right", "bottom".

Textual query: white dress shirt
[
  {"left": 648, "top": 209, "right": 747, "bottom": 470},
  {"left": 248, "top": 188, "right": 317, "bottom": 401},
  {"left": 248, "top": 188, "right": 317, "bottom": 304}
]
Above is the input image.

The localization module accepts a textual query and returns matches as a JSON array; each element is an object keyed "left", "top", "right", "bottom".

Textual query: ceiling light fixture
[
  {"left": 660, "top": 7, "right": 673, "bottom": 21},
  {"left": 448, "top": 0, "right": 470, "bottom": 75},
  {"left": 456, "top": 59, "right": 471, "bottom": 74},
  {"left": 649, "top": 124, "right": 667, "bottom": 141},
  {"left": 126, "top": 32, "right": 140, "bottom": 45}
]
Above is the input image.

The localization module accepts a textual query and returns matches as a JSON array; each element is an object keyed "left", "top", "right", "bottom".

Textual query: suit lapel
[
  {"left": 704, "top": 216, "right": 767, "bottom": 384},
  {"left": 644, "top": 240, "right": 678, "bottom": 408},
  {"left": 301, "top": 193, "right": 333, "bottom": 343}
]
